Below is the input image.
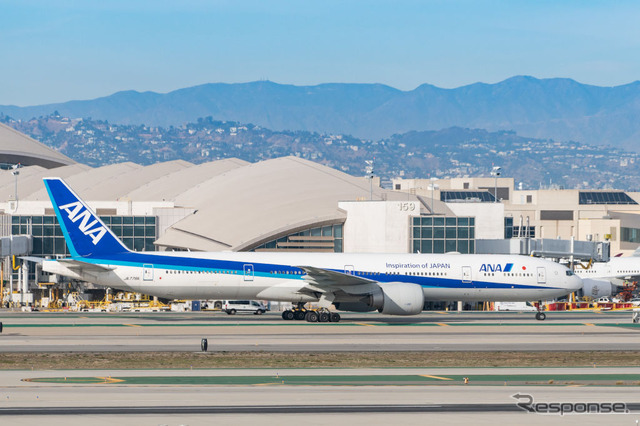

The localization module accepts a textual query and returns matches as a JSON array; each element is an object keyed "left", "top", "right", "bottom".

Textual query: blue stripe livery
[{"left": 43, "top": 178, "right": 567, "bottom": 294}]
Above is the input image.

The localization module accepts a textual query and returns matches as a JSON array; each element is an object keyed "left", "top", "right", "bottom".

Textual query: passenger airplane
[
  {"left": 576, "top": 250, "right": 640, "bottom": 298},
  {"left": 36, "top": 178, "right": 582, "bottom": 322}
]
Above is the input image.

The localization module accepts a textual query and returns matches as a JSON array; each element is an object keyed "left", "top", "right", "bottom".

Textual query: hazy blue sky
[{"left": 1, "top": 0, "right": 639, "bottom": 105}]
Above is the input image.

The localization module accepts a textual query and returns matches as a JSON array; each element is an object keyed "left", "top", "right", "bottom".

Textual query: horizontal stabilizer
[
  {"left": 19, "top": 256, "right": 44, "bottom": 264},
  {"left": 56, "top": 258, "right": 115, "bottom": 272}
]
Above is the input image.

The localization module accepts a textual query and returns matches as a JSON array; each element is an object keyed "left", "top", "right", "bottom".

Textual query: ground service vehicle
[{"left": 223, "top": 300, "right": 267, "bottom": 315}]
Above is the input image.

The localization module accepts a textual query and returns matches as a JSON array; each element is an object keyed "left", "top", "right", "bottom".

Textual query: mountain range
[{"left": 2, "top": 76, "right": 640, "bottom": 150}]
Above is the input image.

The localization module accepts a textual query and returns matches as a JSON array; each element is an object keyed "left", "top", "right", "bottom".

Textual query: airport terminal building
[
  {"left": 1, "top": 123, "right": 637, "bottom": 305},
  {"left": 394, "top": 176, "right": 640, "bottom": 256}
]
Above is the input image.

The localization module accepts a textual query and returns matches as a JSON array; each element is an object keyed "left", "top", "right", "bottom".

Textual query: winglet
[{"left": 43, "top": 178, "right": 130, "bottom": 258}]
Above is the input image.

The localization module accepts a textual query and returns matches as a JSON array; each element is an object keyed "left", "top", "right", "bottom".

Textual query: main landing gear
[
  {"left": 281, "top": 304, "right": 341, "bottom": 323},
  {"left": 535, "top": 300, "right": 546, "bottom": 321}
]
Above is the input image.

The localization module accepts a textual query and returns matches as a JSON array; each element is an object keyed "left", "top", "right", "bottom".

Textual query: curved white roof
[
  {"left": 156, "top": 156, "right": 411, "bottom": 251},
  {"left": 9, "top": 158, "right": 249, "bottom": 203},
  {"left": 0, "top": 122, "right": 75, "bottom": 168},
  {"left": 0, "top": 163, "right": 90, "bottom": 201},
  {"left": 126, "top": 158, "right": 249, "bottom": 201},
  {"left": 26, "top": 162, "right": 143, "bottom": 201},
  {"left": 5, "top": 153, "right": 423, "bottom": 252}
]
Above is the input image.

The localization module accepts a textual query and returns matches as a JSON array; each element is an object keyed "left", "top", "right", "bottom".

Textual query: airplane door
[
  {"left": 344, "top": 265, "right": 355, "bottom": 275},
  {"left": 537, "top": 267, "right": 546, "bottom": 284},
  {"left": 143, "top": 264, "right": 154, "bottom": 281},
  {"left": 243, "top": 264, "right": 254, "bottom": 282},
  {"left": 462, "top": 266, "right": 472, "bottom": 283}
]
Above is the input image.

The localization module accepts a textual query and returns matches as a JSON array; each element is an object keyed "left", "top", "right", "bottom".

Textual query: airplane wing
[{"left": 296, "top": 265, "right": 380, "bottom": 295}]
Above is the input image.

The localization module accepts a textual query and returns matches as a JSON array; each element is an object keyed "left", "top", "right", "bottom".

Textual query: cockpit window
[{"left": 565, "top": 270, "right": 574, "bottom": 276}]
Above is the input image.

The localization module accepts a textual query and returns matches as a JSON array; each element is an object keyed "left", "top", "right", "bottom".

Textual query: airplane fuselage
[
  {"left": 576, "top": 257, "right": 640, "bottom": 282},
  {"left": 44, "top": 251, "right": 581, "bottom": 303},
  {"left": 40, "top": 177, "right": 583, "bottom": 318}
]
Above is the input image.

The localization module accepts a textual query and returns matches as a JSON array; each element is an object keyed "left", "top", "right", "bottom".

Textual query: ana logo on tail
[{"left": 59, "top": 201, "right": 107, "bottom": 245}]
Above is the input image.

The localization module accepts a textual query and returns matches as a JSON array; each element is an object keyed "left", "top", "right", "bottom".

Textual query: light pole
[
  {"left": 11, "top": 164, "right": 20, "bottom": 212},
  {"left": 428, "top": 177, "right": 439, "bottom": 214},
  {"left": 365, "top": 160, "right": 374, "bottom": 200},
  {"left": 12, "top": 167, "right": 19, "bottom": 202},
  {"left": 490, "top": 166, "right": 501, "bottom": 203}
]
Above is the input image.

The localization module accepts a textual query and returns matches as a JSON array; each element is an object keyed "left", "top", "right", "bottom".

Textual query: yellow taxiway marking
[
  {"left": 584, "top": 323, "right": 595, "bottom": 326},
  {"left": 436, "top": 311, "right": 449, "bottom": 314},
  {"left": 123, "top": 324, "right": 142, "bottom": 327},
  {"left": 436, "top": 323, "right": 450, "bottom": 327},
  {"left": 96, "top": 377, "right": 125, "bottom": 384},
  {"left": 420, "top": 374, "right": 454, "bottom": 381},
  {"left": 355, "top": 323, "right": 376, "bottom": 327}
]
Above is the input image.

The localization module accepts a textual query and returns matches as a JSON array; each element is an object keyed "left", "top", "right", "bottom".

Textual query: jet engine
[
  {"left": 332, "top": 302, "right": 376, "bottom": 313},
  {"left": 369, "top": 282, "right": 425, "bottom": 315},
  {"left": 334, "top": 283, "right": 425, "bottom": 315},
  {"left": 581, "top": 278, "right": 615, "bottom": 299}
]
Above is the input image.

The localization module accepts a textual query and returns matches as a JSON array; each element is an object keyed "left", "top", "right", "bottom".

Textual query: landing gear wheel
[
  {"left": 282, "top": 310, "right": 294, "bottom": 320},
  {"left": 535, "top": 312, "right": 546, "bottom": 321},
  {"left": 329, "top": 313, "right": 341, "bottom": 323},
  {"left": 305, "top": 311, "right": 319, "bottom": 322},
  {"left": 294, "top": 310, "right": 306, "bottom": 321},
  {"left": 318, "top": 312, "right": 330, "bottom": 323}
]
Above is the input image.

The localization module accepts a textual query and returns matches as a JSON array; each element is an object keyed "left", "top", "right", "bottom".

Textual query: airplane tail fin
[{"left": 43, "top": 178, "right": 131, "bottom": 258}]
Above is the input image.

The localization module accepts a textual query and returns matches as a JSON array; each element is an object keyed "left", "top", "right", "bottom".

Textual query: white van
[
  {"left": 223, "top": 300, "right": 267, "bottom": 315},
  {"left": 494, "top": 301, "right": 538, "bottom": 312}
]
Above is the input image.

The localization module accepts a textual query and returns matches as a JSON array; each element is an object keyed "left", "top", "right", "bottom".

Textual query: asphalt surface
[
  {"left": 1, "top": 309, "right": 639, "bottom": 352},
  {"left": 2, "top": 310, "right": 640, "bottom": 425},
  {"left": 2, "top": 368, "right": 640, "bottom": 425}
]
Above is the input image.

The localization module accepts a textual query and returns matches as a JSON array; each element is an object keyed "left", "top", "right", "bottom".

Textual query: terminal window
[
  {"left": 11, "top": 215, "right": 158, "bottom": 257},
  {"left": 252, "top": 224, "right": 344, "bottom": 252},
  {"left": 511, "top": 226, "right": 535, "bottom": 238},
  {"left": 621, "top": 227, "right": 640, "bottom": 243},
  {"left": 504, "top": 218, "right": 535, "bottom": 238},
  {"left": 411, "top": 216, "right": 475, "bottom": 254}
]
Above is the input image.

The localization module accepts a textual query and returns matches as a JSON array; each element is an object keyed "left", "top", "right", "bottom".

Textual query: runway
[
  {"left": 2, "top": 368, "right": 640, "bottom": 425},
  {"left": 0, "top": 403, "right": 576, "bottom": 415},
  {"left": 1, "top": 310, "right": 639, "bottom": 352},
  {"left": 2, "top": 310, "right": 640, "bottom": 425}
]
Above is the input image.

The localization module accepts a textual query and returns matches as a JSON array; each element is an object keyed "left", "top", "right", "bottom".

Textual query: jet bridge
[
  {"left": 476, "top": 238, "right": 609, "bottom": 262},
  {"left": 1, "top": 235, "right": 33, "bottom": 306}
]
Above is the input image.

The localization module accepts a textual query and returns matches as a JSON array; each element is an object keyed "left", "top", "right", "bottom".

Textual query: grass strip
[
  {"left": 24, "top": 373, "right": 640, "bottom": 386},
  {"left": 2, "top": 351, "right": 640, "bottom": 370}
]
